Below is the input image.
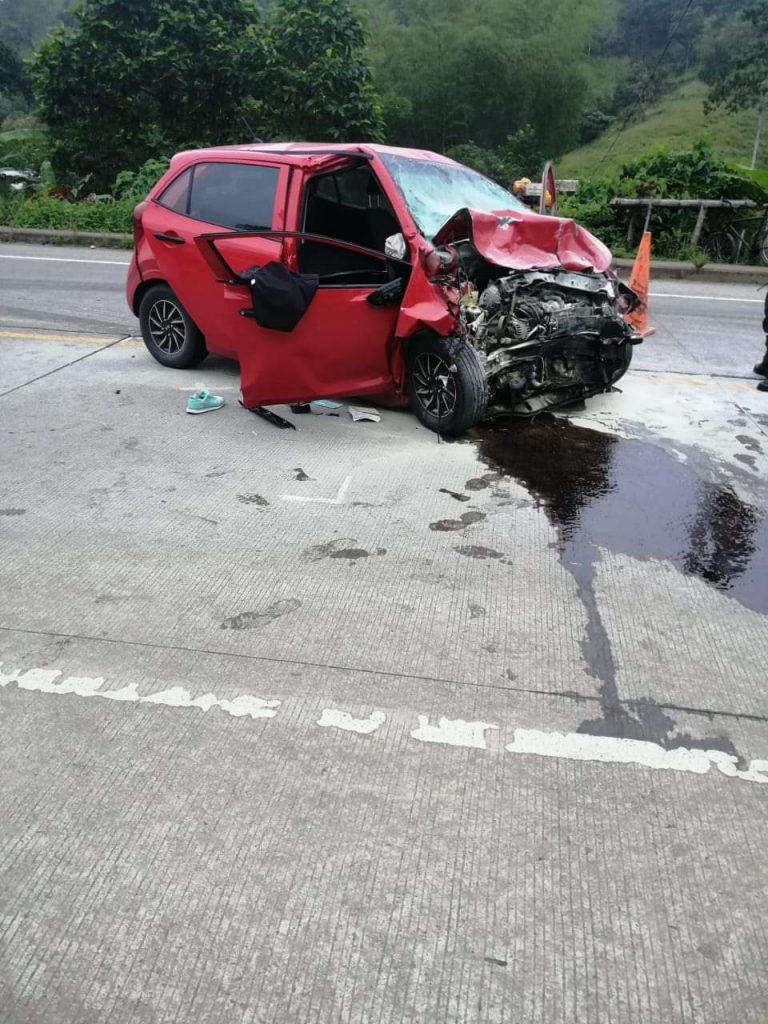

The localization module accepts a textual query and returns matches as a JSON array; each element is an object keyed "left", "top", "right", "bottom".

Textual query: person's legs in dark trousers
[{"left": 756, "top": 291, "right": 768, "bottom": 390}]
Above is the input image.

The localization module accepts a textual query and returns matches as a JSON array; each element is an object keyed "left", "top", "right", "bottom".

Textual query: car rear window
[{"left": 157, "top": 162, "right": 279, "bottom": 230}]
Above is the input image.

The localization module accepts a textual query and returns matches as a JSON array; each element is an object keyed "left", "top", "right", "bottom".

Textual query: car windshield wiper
[{"left": 235, "top": 222, "right": 269, "bottom": 231}]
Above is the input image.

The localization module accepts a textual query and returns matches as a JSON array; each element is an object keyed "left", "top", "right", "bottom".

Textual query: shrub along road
[{"left": 1, "top": 243, "right": 767, "bottom": 1023}]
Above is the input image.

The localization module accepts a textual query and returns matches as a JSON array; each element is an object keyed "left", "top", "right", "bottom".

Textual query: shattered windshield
[{"left": 379, "top": 153, "right": 527, "bottom": 240}]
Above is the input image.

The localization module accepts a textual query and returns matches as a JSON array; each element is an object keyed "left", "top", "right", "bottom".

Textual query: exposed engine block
[{"left": 460, "top": 268, "right": 635, "bottom": 415}]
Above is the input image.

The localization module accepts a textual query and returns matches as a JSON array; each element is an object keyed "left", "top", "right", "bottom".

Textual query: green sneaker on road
[{"left": 186, "top": 389, "right": 225, "bottom": 414}]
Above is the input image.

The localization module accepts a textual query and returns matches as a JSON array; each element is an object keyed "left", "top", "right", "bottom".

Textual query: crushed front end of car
[{"left": 431, "top": 207, "right": 643, "bottom": 417}]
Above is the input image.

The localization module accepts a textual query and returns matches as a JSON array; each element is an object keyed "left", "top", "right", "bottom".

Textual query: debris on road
[
  {"left": 239, "top": 402, "right": 296, "bottom": 430},
  {"left": 349, "top": 406, "right": 381, "bottom": 423}
]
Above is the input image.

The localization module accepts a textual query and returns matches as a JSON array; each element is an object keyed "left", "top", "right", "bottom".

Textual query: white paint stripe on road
[
  {"left": 506, "top": 729, "right": 768, "bottom": 783},
  {"left": 2, "top": 661, "right": 766, "bottom": 783},
  {"left": 0, "top": 665, "right": 279, "bottom": 719},
  {"left": 649, "top": 291, "right": 763, "bottom": 303},
  {"left": 0, "top": 253, "right": 130, "bottom": 266},
  {"left": 317, "top": 709, "right": 386, "bottom": 734},
  {"left": 411, "top": 715, "right": 498, "bottom": 749}
]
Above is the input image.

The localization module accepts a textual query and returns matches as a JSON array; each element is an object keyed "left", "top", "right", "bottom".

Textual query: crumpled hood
[{"left": 432, "top": 207, "right": 613, "bottom": 273}]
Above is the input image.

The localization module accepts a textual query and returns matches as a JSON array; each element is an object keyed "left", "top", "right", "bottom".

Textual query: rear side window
[
  {"left": 157, "top": 162, "right": 279, "bottom": 230},
  {"left": 158, "top": 168, "right": 192, "bottom": 214}
]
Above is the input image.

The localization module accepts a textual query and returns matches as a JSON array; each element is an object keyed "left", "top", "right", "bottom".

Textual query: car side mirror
[{"left": 385, "top": 232, "right": 407, "bottom": 261}]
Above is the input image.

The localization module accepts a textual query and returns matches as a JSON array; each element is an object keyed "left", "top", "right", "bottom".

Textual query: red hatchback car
[{"left": 127, "top": 143, "right": 639, "bottom": 434}]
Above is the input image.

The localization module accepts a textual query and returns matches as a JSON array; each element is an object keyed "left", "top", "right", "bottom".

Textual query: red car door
[
  {"left": 197, "top": 229, "right": 403, "bottom": 406},
  {"left": 144, "top": 156, "right": 403, "bottom": 404},
  {"left": 140, "top": 159, "right": 289, "bottom": 359}
]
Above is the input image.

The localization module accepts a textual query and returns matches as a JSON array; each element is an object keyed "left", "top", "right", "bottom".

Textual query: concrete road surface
[{"left": 1, "top": 243, "right": 767, "bottom": 1023}]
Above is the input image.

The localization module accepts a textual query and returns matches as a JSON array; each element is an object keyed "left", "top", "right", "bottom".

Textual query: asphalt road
[{"left": 1, "top": 243, "right": 767, "bottom": 1024}]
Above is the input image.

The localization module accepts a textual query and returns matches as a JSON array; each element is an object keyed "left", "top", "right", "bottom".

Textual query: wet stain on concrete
[
  {"left": 293, "top": 467, "right": 311, "bottom": 481},
  {"left": 302, "top": 538, "right": 370, "bottom": 561},
  {"left": 471, "top": 417, "right": 768, "bottom": 759},
  {"left": 220, "top": 598, "right": 301, "bottom": 630},
  {"left": 439, "top": 487, "right": 471, "bottom": 502},
  {"left": 454, "top": 545, "right": 504, "bottom": 560},
  {"left": 468, "top": 602, "right": 486, "bottom": 619},
  {"left": 736, "top": 434, "right": 763, "bottom": 454},
  {"left": 430, "top": 511, "right": 486, "bottom": 532},
  {"left": 0, "top": 508, "right": 26, "bottom": 516},
  {"left": 465, "top": 473, "right": 502, "bottom": 491},
  {"left": 330, "top": 548, "right": 369, "bottom": 560},
  {"left": 237, "top": 493, "right": 269, "bottom": 506},
  {"left": 734, "top": 452, "right": 758, "bottom": 471}
]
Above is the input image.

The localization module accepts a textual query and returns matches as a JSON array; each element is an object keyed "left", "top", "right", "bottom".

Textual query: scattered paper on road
[{"left": 348, "top": 406, "right": 381, "bottom": 423}]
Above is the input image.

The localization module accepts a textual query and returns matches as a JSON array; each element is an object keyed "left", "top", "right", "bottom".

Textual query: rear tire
[
  {"left": 139, "top": 285, "right": 207, "bottom": 368},
  {"left": 406, "top": 334, "right": 488, "bottom": 436}
]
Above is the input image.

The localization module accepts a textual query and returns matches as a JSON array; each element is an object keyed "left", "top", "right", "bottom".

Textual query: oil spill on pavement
[
  {"left": 0, "top": 508, "right": 26, "bottom": 516},
  {"left": 470, "top": 417, "right": 768, "bottom": 760},
  {"left": 472, "top": 418, "right": 768, "bottom": 614},
  {"left": 430, "top": 511, "right": 486, "bottom": 532}
]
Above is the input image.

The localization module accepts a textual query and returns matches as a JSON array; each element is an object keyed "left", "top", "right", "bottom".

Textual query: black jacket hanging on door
[{"left": 238, "top": 261, "right": 319, "bottom": 332}]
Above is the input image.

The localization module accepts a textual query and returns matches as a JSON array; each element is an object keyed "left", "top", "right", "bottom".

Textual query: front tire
[
  {"left": 406, "top": 334, "right": 488, "bottom": 436},
  {"left": 139, "top": 285, "right": 207, "bottom": 368}
]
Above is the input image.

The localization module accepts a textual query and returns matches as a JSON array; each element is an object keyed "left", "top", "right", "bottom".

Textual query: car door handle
[{"left": 153, "top": 232, "right": 185, "bottom": 245}]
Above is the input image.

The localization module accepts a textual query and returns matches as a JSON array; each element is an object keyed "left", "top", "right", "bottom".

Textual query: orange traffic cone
[{"left": 625, "top": 231, "right": 656, "bottom": 338}]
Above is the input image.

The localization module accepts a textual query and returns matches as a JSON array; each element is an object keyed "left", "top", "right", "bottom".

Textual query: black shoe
[
  {"left": 758, "top": 379, "right": 768, "bottom": 392},
  {"left": 754, "top": 361, "right": 768, "bottom": 376}
]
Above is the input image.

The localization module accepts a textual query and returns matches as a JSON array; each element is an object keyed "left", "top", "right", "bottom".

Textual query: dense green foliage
[
  {"left": 0, "top": 192, "right": 133, "bottom": 234},
  {"left": 31, "top": 0, "right": 267, "bottom": 190},
  {"left": 704, "top": 2, "right": 768, "bottom": 116},
  {"left": 263, "top": 0, "right": 382, "bottom": 141},
  {"left": 1, "top": 0, "right": 768, "bottom": 264},
  {"left": 561, "top": 141, "right": 768, "bottom": 261},
  {"left": 28, "top": 0, "right": 382, "bottom": 189}
]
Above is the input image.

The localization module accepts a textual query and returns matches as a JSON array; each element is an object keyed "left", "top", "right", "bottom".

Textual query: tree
[
  {"left": 31, "top": 0, "right": 267, "bottom": 189},
  {"left": 705, "top": 2, "right": 768, "bottom": 167},
  {"left": 263, "top": 0, "right": 382, "bottom": 141},
  {"left": 0, "top": 37, "right": 30, "bottom": 99}
]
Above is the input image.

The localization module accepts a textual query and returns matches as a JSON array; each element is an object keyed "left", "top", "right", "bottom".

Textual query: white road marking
[
  {"left": 411, "top": 715, "right": 498, "bottom": 749},
  {"left": 2, "top": 661, "right": 766, "bottom": 784},
  {"left": 0, "top": 665, "right": 279, "bottom": 719},
  {"left": 506, "top": 729, "right": 768, "bottom": 783},
  {"left": 281, "top": 474, "right": 352, "bottom": 505},
  {"left": 0, "top": 253, "right": 130, "bottom": 266},
  {"left": 317, "top": 709, "right": 386, "bottom": 734},
  {"left": 649, "top": 291, "right": 763, "bottom": 304}
]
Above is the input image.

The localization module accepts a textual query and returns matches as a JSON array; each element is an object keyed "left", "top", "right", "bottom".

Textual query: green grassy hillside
[{"left": 559, "top": 78, "right": 768, "bottom": 179}]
